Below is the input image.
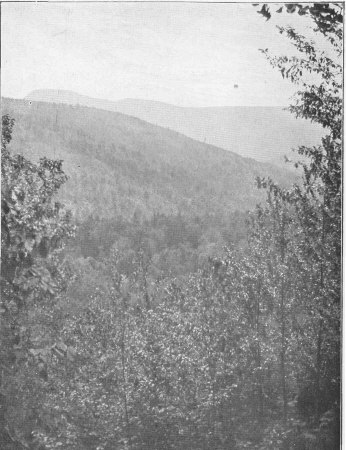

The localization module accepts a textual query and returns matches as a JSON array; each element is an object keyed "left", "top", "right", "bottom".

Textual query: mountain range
[{"left": 26, "top": 89, "right": 324, "bottom": 168}]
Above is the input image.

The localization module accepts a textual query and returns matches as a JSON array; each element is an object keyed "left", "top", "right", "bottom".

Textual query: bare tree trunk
[
  {"left": 255, "top": 282, "right": 264, "bottom": 423},
  {"left": 315, "top": 197, "right": 326, "bottom": 423},
  {"left": 120, "top": 297, "right": 132, "bottom": 449},
  {"left": 280, "top": 281, "right": 287, "bottom": 425},
  {"left": 279, "top": 221, "right": 287, "bottom": 425},
  {"left": 315, "top": 319, "right": 323, "bottom": 422}
]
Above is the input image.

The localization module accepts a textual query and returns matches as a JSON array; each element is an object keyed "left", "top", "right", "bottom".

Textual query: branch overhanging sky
[{"left": 1, "top": 2, "right": 328, "bottom": 107}]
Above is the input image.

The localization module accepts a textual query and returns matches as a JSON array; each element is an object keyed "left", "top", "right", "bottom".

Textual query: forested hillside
[
  {"left": 2, "top": 97, "right": 295, "bottom": 277},
  {"left": 26, "top": 90, "right": 323, "bottom": 167},
  {"left": 3, "top": 97, "right": 294, "bottom": 220}
]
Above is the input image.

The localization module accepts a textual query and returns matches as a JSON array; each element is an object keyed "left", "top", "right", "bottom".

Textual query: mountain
[
  {"left": 26, "top": 89, "right": 324, "bottom": 167},
  {"left": 3, "top": 97, "right": 296, "bottom": 222}
]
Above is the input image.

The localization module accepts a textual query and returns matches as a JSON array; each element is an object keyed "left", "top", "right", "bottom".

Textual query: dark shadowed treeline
[{"left": 71, "top": 211, "right": 248, "bottom": 278}]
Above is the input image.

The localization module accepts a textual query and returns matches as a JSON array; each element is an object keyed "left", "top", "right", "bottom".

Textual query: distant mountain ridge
[
  {"left": 26, "top": 89, "right": 324, "bottom": 167},
  {"left": 3, "top": 97, "right": 296, "bottom": 221}
]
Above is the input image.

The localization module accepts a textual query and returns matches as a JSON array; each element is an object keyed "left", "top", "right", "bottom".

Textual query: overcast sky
[{"left": 2, "top": 2, "right": 320, "bottom": 107}]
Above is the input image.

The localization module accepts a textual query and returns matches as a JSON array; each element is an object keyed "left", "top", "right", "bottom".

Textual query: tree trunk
[
  {"left": 120, "top": 297, "right": 131, "bottom": 449},
  {"left": 280, "top": 281, "right": 287, "bottom": 425}
]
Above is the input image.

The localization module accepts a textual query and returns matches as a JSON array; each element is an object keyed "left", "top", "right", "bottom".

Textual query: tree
[
  {"left": 253, "top": 3, "right": 342, "bottom": 447},
  {"left": 1, "top": 114, "right": 74, "bottom": 448},
  {"left": 257, "top": 3, "right": 342, "bottom": 42}
]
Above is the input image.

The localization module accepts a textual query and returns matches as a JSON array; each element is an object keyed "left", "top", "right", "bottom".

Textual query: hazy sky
[{"left": 2, "top": 2, "right": 320, "bottom": 107}]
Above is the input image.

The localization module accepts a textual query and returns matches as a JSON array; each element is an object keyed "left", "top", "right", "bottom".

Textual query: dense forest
[{"left": 0, "top": 4, "right": 341, "bottom": 450}]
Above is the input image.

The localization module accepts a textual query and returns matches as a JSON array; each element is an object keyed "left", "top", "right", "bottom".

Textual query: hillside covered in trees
[
  {"left": 0, "top": 3, "right": 341, "bottom": 450},
  {"left": 2, "top": 97, "right": 297, "bottom": 278},
  {"left": 3, "top": 97, "right": 295, "bottom": 220},
  {"left": 26, "top": 90, "right": 323, "bottom": 168}
]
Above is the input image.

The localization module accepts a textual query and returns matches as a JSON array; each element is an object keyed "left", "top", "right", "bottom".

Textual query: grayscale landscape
[{"left": 1, "top": 3, "right": 342, "bottom": 450}]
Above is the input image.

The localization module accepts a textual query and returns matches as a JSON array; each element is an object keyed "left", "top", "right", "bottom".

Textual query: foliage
[
  {"left": 1, "top": 115, "right": 74, "bottom": 448},
  {"left": 71, "top": 210, "right": 248, "bottom": 279},
  {"left": 248, "top": 3, "right": 342, "bottom": 447},
  {"left": 257, "top": 3, "right": 342, "bottom": 41}
]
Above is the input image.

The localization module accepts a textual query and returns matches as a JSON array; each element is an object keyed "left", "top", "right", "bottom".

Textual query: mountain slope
[
  {"left": 3, "top": 97, "right": 296, "bottom": 221},
  {"left": 26, "top": 89, "right": 324, "bottom": 167}
]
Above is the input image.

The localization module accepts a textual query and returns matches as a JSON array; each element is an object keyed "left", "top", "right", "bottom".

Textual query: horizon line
[{"left": 3, "top": 90, "right": 289, "bottom": 109}]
